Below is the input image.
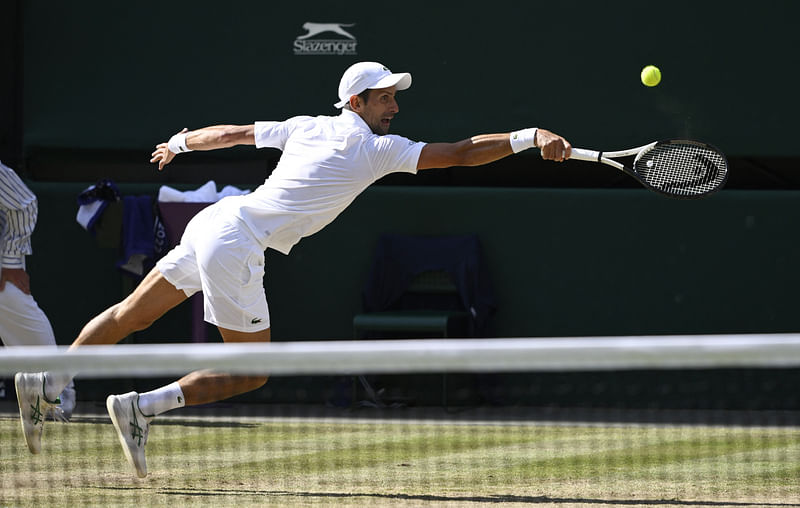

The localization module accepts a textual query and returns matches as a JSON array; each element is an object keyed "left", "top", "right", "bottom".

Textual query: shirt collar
[{"left": 339, "top": 109, "right": 372, "bottom": 133}]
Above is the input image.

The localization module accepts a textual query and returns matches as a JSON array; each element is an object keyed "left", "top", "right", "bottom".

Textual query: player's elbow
[
  {"left": 217, "top": 126, "right": 254, "bottom": 147},
  {"left": 216, "top": 129, "right": 242, "bottom": 147},
  {"left": 446, "top": 150, "right": 467, "bottom": 168},
  {"left": 419, "top": 141, "right": 471, "bottom": 170}
]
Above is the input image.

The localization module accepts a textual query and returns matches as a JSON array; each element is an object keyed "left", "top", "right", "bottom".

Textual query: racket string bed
[{"left": 636, "top": 142, "right": 728, "bottom": 198}]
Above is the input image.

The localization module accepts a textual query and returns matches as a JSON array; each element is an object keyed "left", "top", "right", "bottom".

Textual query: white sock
[
  {"left": 43, "top": 372, "right": 74, "bottom": 402},
  {"left": 137, "top": 382, "right": 186, "bottom": 417}
]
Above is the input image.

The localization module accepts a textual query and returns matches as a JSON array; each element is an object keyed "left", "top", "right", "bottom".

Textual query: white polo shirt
[{"left": 216, "top": 109, "right": 426, "bottom": 254}]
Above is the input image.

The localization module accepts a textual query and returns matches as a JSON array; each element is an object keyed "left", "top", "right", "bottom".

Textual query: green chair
[
  {"left": 351, "top": 234, "right": 495, "bottom": 409},
  {"left": 353, "top": 270, "right": 470, "bottom": 339}
]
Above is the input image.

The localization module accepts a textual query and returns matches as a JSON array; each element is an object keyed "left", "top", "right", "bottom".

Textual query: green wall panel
[{"left": 21, "top": 1, "right": 800, "bottom": 157}]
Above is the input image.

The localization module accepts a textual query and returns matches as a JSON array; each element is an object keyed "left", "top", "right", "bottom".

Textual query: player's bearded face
[{"left": 356, "top": 86, "right": 399, "bottom": 135}]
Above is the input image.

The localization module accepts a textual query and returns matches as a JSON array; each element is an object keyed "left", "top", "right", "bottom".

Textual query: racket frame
[{"left": 568, "top": 140, "right": 726, "bottom": 198}]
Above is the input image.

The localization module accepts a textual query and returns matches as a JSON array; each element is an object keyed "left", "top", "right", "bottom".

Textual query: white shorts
[{"left": 156, "top": 205, "right": 270, "bottom": 332}]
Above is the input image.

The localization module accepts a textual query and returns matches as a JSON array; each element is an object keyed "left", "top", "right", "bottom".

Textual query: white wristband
[
  {"left": 509, "top": 128, "right": 538, "bottom": 153},
  {"left": 167, "top": 132, "right": 192, "bottom": 154}
]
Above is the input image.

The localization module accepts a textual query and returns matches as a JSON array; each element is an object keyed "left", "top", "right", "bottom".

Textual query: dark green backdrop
[{"left": 20, "top": 1, "right": 800, "bottom": 157}]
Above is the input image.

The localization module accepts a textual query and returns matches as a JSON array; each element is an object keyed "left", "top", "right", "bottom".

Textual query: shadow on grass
[
  {"left": 97, "top": 486, "right": 800, "bottom": 506},
  {"left": 70, "top": 416, "right": 259, "bottom": 429},
  {"left": 154, "top": 419, "right": 260, "bottom": 429}
]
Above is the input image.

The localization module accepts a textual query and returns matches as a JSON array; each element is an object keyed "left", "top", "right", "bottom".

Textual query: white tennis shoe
[
  {"left": 107, "top": 392, "right": 153, "bottom": 478},
  {"left": 15, "top": 372, "right": 56, "bottom": 454},
  {"left": 46, "top": 382, "right": 76, "bottom": 422}
]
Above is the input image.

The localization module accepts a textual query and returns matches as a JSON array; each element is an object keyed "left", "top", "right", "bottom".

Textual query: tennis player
[{"left": 15, "top": 61, "right": 571, "bottom": 477}]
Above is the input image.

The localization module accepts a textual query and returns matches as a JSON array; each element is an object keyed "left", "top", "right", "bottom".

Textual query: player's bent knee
[{"left": 110, "top": 270, "right": 186, "bottom": 333}]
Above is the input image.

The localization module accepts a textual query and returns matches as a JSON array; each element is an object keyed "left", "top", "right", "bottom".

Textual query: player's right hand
[{"left": 536, "top": 129, "right": 572, "bottom": 162}]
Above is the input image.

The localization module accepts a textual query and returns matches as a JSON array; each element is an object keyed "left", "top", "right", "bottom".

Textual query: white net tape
[{"left": 3, "top": 333, "right": 800, "bottom": 377}]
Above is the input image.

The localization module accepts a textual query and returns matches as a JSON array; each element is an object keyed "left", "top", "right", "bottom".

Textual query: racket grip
[{"left": 569, "top": 148, "right": 601, "bottom": 162}]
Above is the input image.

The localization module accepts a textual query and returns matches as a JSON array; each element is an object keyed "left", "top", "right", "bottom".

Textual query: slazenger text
[{"left": 293, "top": 39, "right": 357, "bottom": 55}]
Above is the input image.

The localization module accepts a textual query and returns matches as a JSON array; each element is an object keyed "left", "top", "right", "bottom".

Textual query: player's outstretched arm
[
  {"left": 417, "top": 128, "right": 571, "bottom": 171},
  {"left": 150, "top": 124, "right": 256, "bottom": 171}
]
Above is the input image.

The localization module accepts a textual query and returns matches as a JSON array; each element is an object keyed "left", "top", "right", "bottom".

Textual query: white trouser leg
[
  {"left": 0, "top": 282, "right": 76, "bottom": 413},
  {"left": 0, "top": 282, "right": 56, "bottom": 347}
]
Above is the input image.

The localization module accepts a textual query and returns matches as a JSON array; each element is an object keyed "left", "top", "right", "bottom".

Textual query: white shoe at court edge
[
  {"left": 107, "top": 392, "right": 153, "bottom": 478},
  {"left": 15, "top": 372, "right": 56, "bottom": 454},
  {"left": 48, "top": 383, "right": 76, "bottom": 422}
]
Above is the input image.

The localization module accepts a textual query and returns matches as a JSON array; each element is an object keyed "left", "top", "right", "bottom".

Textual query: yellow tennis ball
[{"left": 641, "top": 65, "right": 661, "bottom": 87}]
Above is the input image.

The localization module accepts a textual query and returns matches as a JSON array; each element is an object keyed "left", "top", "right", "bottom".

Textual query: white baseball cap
[{"left": 334, "top": 61, "right": 412, "bottom": 109}]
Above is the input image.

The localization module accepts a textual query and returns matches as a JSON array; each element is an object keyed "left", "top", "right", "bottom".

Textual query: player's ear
[{"left": 349, "top": 95, "right": 362, "bottom": 112}]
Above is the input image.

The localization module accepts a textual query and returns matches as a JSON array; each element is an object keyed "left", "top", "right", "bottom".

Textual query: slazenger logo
[{"left": 293, "top": 22, "right": 358, "bottom": 56}]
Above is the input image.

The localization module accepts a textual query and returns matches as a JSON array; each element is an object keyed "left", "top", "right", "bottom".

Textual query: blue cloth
[
  {"left": 117, "top": 195, "right": 156, "bottom": 277},
  {"left": 76, "top": 179, "right": 120, "bottom": 235}
]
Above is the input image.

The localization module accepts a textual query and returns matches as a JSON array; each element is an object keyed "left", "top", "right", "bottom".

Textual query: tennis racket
[{"left": 568, "top": 139, "right": 728, "bottom": 199}]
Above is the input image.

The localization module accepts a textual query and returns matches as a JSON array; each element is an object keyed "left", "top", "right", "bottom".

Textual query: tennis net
[{"left": 2, "top": 334, "right": 799, "bottom": 507}]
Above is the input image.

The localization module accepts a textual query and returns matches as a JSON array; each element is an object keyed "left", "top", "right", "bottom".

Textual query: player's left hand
[
  {"left": 0, "top": 268, "right": 31, "bottom": 294},
  {"left": 536, "top": 129, "right": 572, "bottom": 162},
  {"left": 149, "top": 128, "right": 188, "bottom": 171}
]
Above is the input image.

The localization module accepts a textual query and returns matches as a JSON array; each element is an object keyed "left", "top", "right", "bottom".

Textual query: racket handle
[{"left": 569, "top": 148, "right": 601, "bottom": 162}]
